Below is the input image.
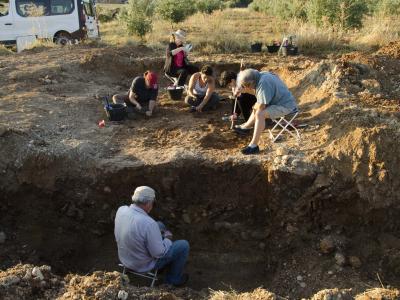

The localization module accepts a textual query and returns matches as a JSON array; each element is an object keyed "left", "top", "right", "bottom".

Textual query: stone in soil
[
  {"left": 349, "top": 256, "right": 362, "bottom": 268},
  {"left": 0, "top": 231, "right": 6, "bottom": 244},
  {"left": 335, "top": 252, "right": 346, "bottom": 266},
  {"left": 320, "top": 236, "right": 335, "bottom": 254}
]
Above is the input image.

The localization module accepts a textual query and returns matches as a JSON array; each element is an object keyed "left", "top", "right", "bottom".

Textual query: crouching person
[
  {"left": 114, "top": 186, "right": 190, "bottom": 286},
  {"left": 219, "top": 70, "right": 257, "bottom": 122},
  {"left": 185, "top": 65, "right": 220, "bottom": 112},
  {"left": 112, "top": 71, "right": 158, "bottom": 117}
]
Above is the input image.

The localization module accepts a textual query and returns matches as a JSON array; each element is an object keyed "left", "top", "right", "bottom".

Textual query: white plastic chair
[
  {"left": 119, "top": 263, "right": 158, "bottom": 287},
  {"left": 268, "top": 109, "right": 301, "bottom": 142}
]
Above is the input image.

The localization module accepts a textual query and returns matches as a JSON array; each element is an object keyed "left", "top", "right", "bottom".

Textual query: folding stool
[
  {"left": 165, "top": 73, "right": 179, "bottom": 86},
  {"left": 119, "top": 263, "right": 158, "bottom": 287},
  {"left": 268, "top": 108, "right": 301, "bottom": 142}
]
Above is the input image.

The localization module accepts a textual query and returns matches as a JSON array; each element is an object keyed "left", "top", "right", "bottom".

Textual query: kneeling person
[
  {"left": 113, "top": 71, "right": 158, "bottom": 117},
  {"left": 185, "top": 65, "right": 220, "bottom": 112},
  {"left": 114, "top": 186, "right": 190, "bottom": 286}
]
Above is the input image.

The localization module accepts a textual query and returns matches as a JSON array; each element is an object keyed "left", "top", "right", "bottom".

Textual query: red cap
[{"left": 145, "top": 71, "right": 158, "bottom": 89}]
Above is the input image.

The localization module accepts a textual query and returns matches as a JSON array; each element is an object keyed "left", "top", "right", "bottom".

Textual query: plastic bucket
[
  {"left": 104, "top": 103, "right": 127, "bottom": 121},
  {"left": 267, "top": 45, "right": 280, "bottom": 53},
  {"left": 287, "top": 46, "right": 298, "bottom": 55},
  {"left": 167, "top": 86, "right": 184, "bottom": 101},
  {"left": 251, "top": 43, "right": 262, "bottom": 53}
]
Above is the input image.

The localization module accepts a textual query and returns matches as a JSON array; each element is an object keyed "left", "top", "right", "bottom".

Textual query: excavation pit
[
  {"left": 1, "top": 155, "right": 400, "bottom": 299},
  {"left": 1, "top": 44, "right": 400, "bottom": 299}
]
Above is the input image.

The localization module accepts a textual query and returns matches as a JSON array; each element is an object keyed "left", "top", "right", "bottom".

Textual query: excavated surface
[{"left": 1, "top": 43, "right": 400, "bottom": 299}]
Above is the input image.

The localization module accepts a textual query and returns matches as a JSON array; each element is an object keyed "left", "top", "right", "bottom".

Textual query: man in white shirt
[{"left": 114, "top": 186, "right": 189, "bottom": 286}]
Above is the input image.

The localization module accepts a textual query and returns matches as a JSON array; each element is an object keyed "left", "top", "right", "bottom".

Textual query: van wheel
[{"left": 55, "top": 32, "right": 72, "bottom": 46}]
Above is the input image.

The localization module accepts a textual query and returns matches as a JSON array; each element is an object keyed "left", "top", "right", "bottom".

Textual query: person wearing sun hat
[
  {"left": 112, "top": 70, "right": 159, "bottom": 117},
  {"left": 114, "top": 186, "right": 190, "bottom": 286},
  {"left": 164, "top": 29, "right": 199, "bottom": 86}
]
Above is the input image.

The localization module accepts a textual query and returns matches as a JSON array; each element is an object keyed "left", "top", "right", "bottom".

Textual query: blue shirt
[
  {"left": 114, "top": 205, "right": 172, "bottom": 272},
  {"left": 255, "top": 72, "right": 297, "bottom": 111}
]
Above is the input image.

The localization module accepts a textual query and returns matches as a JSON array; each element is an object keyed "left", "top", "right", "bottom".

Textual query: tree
[
  {"left": 306, "top": 0, "right": 368, "bottom": 29},
  {"left": 119, "top": 0, "right": 156, "bottom": 40},
  {"left": 156, "top": 0, "right": 197, "bottom": 25},
  {"left": 196, "top": 0, "right": 224, "bottom": 14}
]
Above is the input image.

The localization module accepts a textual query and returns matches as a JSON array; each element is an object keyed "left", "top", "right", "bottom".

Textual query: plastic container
[
  {"left": 104, "top": 103, "right": 127, "bottom": 121},
  {"left": 267, "top": 45, "right": 280, "bottom": 53},
  {"left": 167, "top": 86, "right": 184, "bottom": 101},
  {"left": 251, "top": 42, "right": 262, "bottom": 53},
  {"left": 287, "top": 46, "right": 298, "bottom": 55}
]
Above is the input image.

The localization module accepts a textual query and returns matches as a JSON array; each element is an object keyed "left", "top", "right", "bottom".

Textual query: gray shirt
[
  {"left": 256, "top": 72, "right": 297, "bottom": 111},
  {"left": 114, "top": 204, "right": 172, "bottom": 272}
]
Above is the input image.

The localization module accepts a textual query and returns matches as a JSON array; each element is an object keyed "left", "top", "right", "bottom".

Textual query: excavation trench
[
  {"left": 2, "top": 154, "right": 400, "bottom": 296},
  {"left": 0, "top": 156, "right": 315, "bottom": 290}
]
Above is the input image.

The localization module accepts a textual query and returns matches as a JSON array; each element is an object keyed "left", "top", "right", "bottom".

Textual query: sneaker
[
  {"left": 233, "top": 126, "right": 252, "bottom": 135},
  {"left": 241, "top": 145, "right": 260, "bottom": 155},
  {"left": 174, "top": 273, "right": 189, "bottom": 287}
]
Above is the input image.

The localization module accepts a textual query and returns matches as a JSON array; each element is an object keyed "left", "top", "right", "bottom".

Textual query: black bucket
[
  {"left": 167, "top": 86, "right": 184, "bottom": 101},
  {"left": 251, "top": 42, "right": 262, "bottom": 52},
  {"left": 267, "top": 45, "right": 280, "bottom": 53},
  {"left": 287, "top": 46, "right": 298, "bottom": 55},
  {"left": 104, "top": 103, "right": 127, "bottom": 121}
]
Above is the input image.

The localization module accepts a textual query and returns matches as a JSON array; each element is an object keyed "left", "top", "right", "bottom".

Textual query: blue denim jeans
[{"left": 154, "top": 240, "right": 190, "bottom": 285}]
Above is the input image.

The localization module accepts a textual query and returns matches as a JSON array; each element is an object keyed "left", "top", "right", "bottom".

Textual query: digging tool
[
  {"left": 230, "top": 97, "right": 238, "bottom": 129},
  {"left": 230, "top": 59, "right": 245, "bottom": 129}
]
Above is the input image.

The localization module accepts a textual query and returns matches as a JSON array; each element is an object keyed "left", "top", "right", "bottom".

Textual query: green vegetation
[
  {"left": 156, "top": 0, "right": 197, "bottom": 25},
  {"left": 196, "top": 0, "right": 224, "bottom": 14},
  {"left": 118, "top": 0, "right": 156, "bottom": 39},
  {"left": 250, "top": 0, "right": 400, "bottom": 29}
]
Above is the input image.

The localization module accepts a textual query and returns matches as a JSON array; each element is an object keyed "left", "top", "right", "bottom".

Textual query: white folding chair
[
  {"left": 119, "top": 263, "right": 158, "bottom": 287},
  {"left": 268, "top": 109, "right": 301, "bottom": 142},
  {"left": 165, "top": 73, "right": 179, "bottom": 86}
]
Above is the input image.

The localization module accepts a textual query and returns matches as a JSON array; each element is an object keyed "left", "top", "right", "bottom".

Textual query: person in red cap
[{"left": 112, "top": 70, "right": 159, "bottom": 117}]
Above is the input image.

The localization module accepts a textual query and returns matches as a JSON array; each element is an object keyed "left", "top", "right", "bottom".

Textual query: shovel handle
[{"left": 230, "top": 97, "right": 238, "bottom": 129}]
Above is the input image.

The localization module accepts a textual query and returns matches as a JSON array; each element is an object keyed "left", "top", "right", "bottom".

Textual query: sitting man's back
[
  {"left": 115, "top": 204, "right": 170, "bottom": 272},
  {"left": 114, "top": 186, "right": 189, "bottom": 286}
]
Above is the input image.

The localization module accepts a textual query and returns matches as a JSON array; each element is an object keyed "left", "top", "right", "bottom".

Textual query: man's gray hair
[
  {"left": 236, "top": 69, "right": 260, "bottom": 89},
  {"left": 132, "top": 186, "right": 156, "bottom": 204}
]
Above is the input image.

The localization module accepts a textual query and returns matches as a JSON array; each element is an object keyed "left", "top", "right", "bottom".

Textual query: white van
[{"left": 0, "top": 0, "right": 99, "bottom": 45}]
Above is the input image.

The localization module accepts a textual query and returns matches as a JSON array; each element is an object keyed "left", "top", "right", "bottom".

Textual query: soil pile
[{"left": 1, "top": 264, "right": 398, "bottom": 299}]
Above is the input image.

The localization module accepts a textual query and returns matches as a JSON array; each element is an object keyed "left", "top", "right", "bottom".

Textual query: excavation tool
[{"left": 230, "top": 59, "right": 245, "bottom": 129}]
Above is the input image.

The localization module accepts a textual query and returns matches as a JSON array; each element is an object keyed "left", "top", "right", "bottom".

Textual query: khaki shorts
[{"left": 265, "top": 105, "right": 295, "bottom": 120}]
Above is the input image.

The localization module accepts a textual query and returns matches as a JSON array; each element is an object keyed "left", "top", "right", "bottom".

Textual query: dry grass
[
  {"left": 98, "top": 5, "right": 400, "bottom": 55},
  {"left": 285, "top": 20, "right": 349, "bottom": 54},
  {"left": 25, "top": 39, "right": 60, "bottom": 51},
  {"left": 99, "top": 6, "right": 285, "bottom": 53},
  {"left": 351, "top": 16, "right": 400, "bottom": 51},
  {"left": 0, "top": 45, "right": 13, "bottom": 56},
  {"left": 98, "top": 6, "right": 350, "bottom": 54},
  {"left": 209, "top": 287, "right": 276, "bottom": 300}
]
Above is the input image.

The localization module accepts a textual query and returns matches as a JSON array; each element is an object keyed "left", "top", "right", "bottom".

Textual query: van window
[
  {"left": 83, "top": 0, "right": 94, "bottom": 17},
  {"left": 16, "top": 0, "right": 50, "bottom": 16},
  {"left": 50, "top": 0, "right": 73, "bottom": 15},
  {"left": 0, "top": 0, "right": 9, "bottom": 16}
]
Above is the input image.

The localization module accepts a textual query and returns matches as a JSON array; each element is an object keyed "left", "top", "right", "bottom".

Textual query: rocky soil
[{"left": 1, "top": 264, "right": 399, "bottom": 299}]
